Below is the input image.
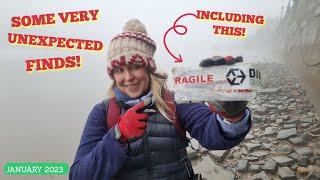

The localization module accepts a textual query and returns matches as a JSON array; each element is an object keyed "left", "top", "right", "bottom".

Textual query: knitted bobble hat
[{"left": 106, "top": 19, "right": 157, "bottom": 76}]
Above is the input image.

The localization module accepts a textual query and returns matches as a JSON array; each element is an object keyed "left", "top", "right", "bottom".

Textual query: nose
[{"left": 124, "top": 70, "right": 134, "bottom": 81}]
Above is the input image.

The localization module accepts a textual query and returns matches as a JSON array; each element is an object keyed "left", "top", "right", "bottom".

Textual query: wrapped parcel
[{"left": 172, "top": 63, "right": 262, "bottom": 102}]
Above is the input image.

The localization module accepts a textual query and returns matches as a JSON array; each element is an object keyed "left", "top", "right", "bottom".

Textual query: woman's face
[{"left": 113, "top": 64, "right": 150, "bottom": 99}]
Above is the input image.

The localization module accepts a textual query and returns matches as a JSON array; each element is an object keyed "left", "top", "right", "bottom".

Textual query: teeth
[{"left": 125, "top": 84, "right": 137, "bottom": 87}]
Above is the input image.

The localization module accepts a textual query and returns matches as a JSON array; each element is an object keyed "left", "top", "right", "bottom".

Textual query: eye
[
  {"left": 130, "top": 64, "right": 143, "bottom": 70},
  {"left": 113, "top": 67, "right": 123, "bottom": 74}
]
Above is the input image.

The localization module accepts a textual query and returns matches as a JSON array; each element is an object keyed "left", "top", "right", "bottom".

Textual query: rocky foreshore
[{"left": 188, "top": 62, "right": 320, "bottom": 180}]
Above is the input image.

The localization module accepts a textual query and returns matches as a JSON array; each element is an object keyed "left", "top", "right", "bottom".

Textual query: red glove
[{"left": 118, "top": 101, "right": 149, "bottom": 141}]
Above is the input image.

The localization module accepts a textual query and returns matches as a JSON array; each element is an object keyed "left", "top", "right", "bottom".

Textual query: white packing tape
[{"left": 172, "top": 63, "right": 262, "bottom": 102}]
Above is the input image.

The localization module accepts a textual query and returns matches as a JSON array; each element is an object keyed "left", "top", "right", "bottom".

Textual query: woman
[{"left": 69, "top": 19, "right": 251, "bottom": 180}]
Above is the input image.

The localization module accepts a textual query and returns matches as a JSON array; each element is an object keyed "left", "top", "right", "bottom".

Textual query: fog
[{"left": 1, "top": 0, "right": 288, "bottom": 179}]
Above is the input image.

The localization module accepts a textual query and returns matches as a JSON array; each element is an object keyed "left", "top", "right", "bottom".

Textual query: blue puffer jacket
[{"left": 69, "top": 102, "right": 251, "bottom": 180}]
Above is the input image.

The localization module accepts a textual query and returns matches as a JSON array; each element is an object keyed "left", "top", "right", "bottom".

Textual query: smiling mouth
[{"left": 124, "top": 83, "right": 139, "bottom": 87}]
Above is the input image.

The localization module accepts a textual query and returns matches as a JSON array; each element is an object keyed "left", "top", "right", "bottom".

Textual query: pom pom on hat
[
  {"left": 122, "top": 19, "right": 148, "bottom": 34},
  {"left": 107, "top": 19, "right": 157, "bottom": 77}
]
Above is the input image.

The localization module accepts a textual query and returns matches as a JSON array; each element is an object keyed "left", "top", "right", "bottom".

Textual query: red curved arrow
[
  {"left": 163, "top": 13, "right": 197, "bottom": 63},
  {"left": 163, "top": 26, "right": 183, "bottom": 62},
  {"left": 173, "top": 13, "right": 197, "bottom": 35}
]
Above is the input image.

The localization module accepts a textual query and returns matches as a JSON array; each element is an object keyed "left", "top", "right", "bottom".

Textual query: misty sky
[{"left": 1, "top": 0, "right": 290, "bottom": 68}]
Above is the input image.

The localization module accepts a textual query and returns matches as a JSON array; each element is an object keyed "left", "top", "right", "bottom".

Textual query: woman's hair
[{"left": 107, "top": 71, "right": 173, "bottom": 122}]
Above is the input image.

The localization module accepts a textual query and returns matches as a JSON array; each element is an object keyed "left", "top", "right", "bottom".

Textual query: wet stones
[
  {"left": 187, "top": 63, "right": 320, "bottom": 180},
  {"left": 245, "top": 143, "right": 262, "bottom": 152},
  {"left": 295, "top": 147, "right": 313, "bottom": 157},
  {"left": 277, "top": 105, "right": 289, "bottom": 113},
  {"left": 277, "top": 128, "right": 297, "bottom": 139},
  {"left": 264, "top": 127, "right": 274, "bottom": 135},
  {"left": 307, "top": 171, "right": 320, "bottom": 180},
  {"left": 288, "top": 152, "right": 299, "bottom": 161},
  {"left": 250, "top": 151, "right": 269, "bottom": 158},
  {"left": 208, "top": 149, "right": 230, "bottom": 162},
  {"left": 288, "top": 136, "right": 305, "bottom": 145},
  {"left": 276, "top": 119, "right": 284, "bottom": 124},
  {"left": 262, "top": 159, "right": 277, "bottom": 173},
  {"left": 261, "top": 143, "right": 273, "bottom": 150},
  {"left": 276, "top": 145, "right": 293, "bottom": 155},
  {"left": 250, "top": 171, "right": 271, "bottom": 180},
  {"left": 187, "top": 147, "right": 198, "bottom": 160},
  {"left": 237, "top": 160, "right": 249, "bottom": 172},
  {"left": 283, "top": 124, "right": 297, "bottom": 129},
  {"left": 254, "top": 107, "right": 268, "bottom": 115},
  {"left": 273, "top": 156, "right": 295, "bottom": 166},
  {"left": 245, "top": 133, "right": 255, "bottom": 140},
  {"left": 191, "top": 155, "right": 235, "bottom": 180},
  {"left": 252, "top": 115, "right": 265, "bottom": 122},
  {"left": 244, "top": 156, "right": 259, "bottom": 161},
  {"left": 310, "top": 156, "right": 320, "bottom": 165},
  {"left": 298, "top": 156, "right": 309, "bottom": 167},
  {"left": 233, "top": 146, "right": 249, "bottom": 159},
  {"left": 277, "top": 167, "right": 296, "bottom": 179},
  {"left": 301, "top": 118, "right": 313, "bottom": 123}
]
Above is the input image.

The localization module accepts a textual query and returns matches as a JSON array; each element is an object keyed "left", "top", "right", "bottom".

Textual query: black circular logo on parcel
[{"left": 226, "top": 68, "right": 246, "bottom": 85}]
